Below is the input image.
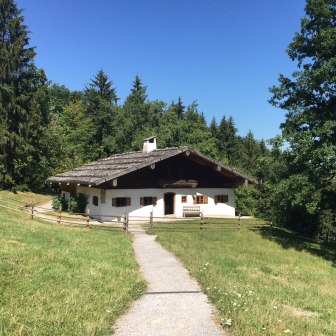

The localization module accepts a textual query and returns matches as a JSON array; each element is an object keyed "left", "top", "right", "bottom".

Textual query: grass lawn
[
  {"left": 0, "top": 192, "right": 146, "bottom": 335},
  {"left": 154, "top": 219, "right": 336, "bottom": 336},
  {"left": 0, "top": 190, "right": 52, "bottom": 205}
]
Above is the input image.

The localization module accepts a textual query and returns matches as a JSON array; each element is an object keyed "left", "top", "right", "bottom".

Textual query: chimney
[{"left": 143, "top": 136, "right": 157, "bottom": 153}]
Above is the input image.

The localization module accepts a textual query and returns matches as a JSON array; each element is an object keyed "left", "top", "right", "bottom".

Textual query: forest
[{"left": 0, "top": 0, "right": 335, "bottom": 242}]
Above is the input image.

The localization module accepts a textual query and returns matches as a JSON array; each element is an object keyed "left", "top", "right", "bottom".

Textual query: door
[{"left": 164, "top": 193, "right": 175, "bottom": 215}]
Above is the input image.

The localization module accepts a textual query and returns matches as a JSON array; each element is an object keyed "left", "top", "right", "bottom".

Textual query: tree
[
  {"left": 48, "top": 83, "right": 83, "bottom": 115},
  {"left": 84, "top": 69, "right": 118, "bottom": 157},
  {"left": 57, "top": 101, "right": 95, "bottom": 169},
  {"left": 209, "top": 117, "right": 218, "bottom": 138},
  {"left": 240, "top": 130, "right": 260, "bottom": 174},
  {"left": 0, "top": 0, "right": 49, "bottom": 189},
  {"left": 125, "top": 74, "right": 147, "bottom": 105},
  {"left": 170, "top": 96, "right": 185, "bottom": 119},
  {"left": 269, "top": 0, "right": 336, "bottom": 240},
  {"left": 217, "top": 115, "right": 238, "bottom": 164},
  {"left": 119, "top": 75, "right": 151, "bottom": 150}
]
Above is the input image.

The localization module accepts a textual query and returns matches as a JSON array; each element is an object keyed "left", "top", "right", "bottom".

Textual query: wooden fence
[{"left": 0, "top": 194, "right": 264, "bottom": 234}]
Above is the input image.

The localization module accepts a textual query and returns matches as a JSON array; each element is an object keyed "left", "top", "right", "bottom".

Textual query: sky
[{"left": 18, "top": 0, "right": 306, "bottom": 141}]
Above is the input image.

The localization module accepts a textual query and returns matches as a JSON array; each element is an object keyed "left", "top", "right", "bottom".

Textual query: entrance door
[{"left": 164, "top": 193, "right": 175, "bottom": 215}]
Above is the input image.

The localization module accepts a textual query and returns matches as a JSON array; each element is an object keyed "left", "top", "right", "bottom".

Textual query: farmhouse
[{"left": 47, "top": 137, "right": 256, "bottom": 220}]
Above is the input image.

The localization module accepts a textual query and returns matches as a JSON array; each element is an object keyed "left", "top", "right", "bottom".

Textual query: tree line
[{"left": 0, "top": 0, "right": 335, "bottom": 242}]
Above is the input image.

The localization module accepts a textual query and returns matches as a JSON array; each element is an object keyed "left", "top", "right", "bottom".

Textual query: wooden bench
[{"left": 183, "top": 206, "right": 201, "bottom": 217}]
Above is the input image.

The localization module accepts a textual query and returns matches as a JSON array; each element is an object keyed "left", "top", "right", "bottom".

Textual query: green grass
[
  {"left": 0, "top": 190, "right": 52, "bottom": 205},
  {"left": 0, "top": 192, "right": 146, "bottom": 335},
  {"left": 154, "top": 219, "right": 336, "bottom": 336}
]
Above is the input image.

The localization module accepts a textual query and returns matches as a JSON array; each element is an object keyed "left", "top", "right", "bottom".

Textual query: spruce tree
[
  {"left": 125, "top": 74, "right": 147, "bottom": 105},
  {"left": 84, "top": 69, "right": 118, "bottom": 157},
  {"left": 209, "top": 117, "right": 218, "bottom": 138},
  {"left": 0, "top": 0, "right": 48, "bottom": 189}
]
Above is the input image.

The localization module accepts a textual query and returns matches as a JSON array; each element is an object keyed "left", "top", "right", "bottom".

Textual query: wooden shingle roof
[{"left": 47, "top": 146, "right": 257, "bottom": 186}]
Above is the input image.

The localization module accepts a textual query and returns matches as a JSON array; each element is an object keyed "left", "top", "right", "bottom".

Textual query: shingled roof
[{"left": 47, "top": 146, "right": 257, "bottom": 186}]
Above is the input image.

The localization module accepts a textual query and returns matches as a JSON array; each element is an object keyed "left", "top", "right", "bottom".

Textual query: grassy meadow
[
  {"left": 0, "top": 191, "right": 146, "bottom": 335},
  {"left": 154, "top": 219, "right": 336, "bottom": 336}
]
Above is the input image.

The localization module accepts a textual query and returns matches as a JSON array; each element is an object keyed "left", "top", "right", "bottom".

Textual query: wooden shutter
[
  {"left": 153, "top": 197, "right": 157, "bottom": 206},
  {"left": 193, "top": 196, "right": 197, "bottom": 204},
  {"left": 126, "top": 197, "right": 131, "bottom": 206},
  {"left": 214, "top": 195, "right": 218, "bottom": 204},
  {"left": 112, "top": 198, "right": 116, "bottom": 207},
  {"left": 140, "top": 197, "right": 144, "bottom": 206},
  {"left": 203, "top": 195, "right": 208, "bottom": 204}
]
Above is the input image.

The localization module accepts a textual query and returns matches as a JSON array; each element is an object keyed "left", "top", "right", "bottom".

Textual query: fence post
[
  {"left": 57, "top": 206, "right": 62, "bottom": 224},
  {"left": 238, "top": 213, "right": 241, "bottom": 231},
  {"left": 86, "top": 205, "right": 91, "bottom": 228},
  {"left": 125, "top": 213, "right": 129, "bottom": 234},
  {"left": 30, "top": 203, "right": 34, "bottom": 220},
  {"left": 149, "top": 211, "right": 153, "bottom": 233},
  {"left": 123, "top": 213, "right": 127, "bottom": 232},
  {"left": 200, "top": 212, "right": 204, "bottom": 233}
]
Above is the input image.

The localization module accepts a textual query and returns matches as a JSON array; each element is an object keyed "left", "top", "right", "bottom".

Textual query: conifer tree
[
  {"left": 120, "top": 75, "right": 150, "bottom": 150},
  {"left": 170, "top": 96, "right": 185, "bottom": 119},
  {"left": 209, "top": 117, "right": 218, "bottom": 138},
  {"left": 0, "top": 0, "right": 49, "bottom": 189},
  {"left": 217, "top": 115, "right": 238, "bottom": 164},
  {"left": 84, "top": 69, "right": 118, "bottom": 157}
]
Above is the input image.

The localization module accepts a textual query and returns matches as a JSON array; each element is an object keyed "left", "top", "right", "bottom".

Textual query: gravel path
[{"left": 112, "top": 231, "right": 225, "bottom": 336}]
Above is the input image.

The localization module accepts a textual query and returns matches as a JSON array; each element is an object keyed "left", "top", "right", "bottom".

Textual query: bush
[
  {"left": 52, "top": 194, "right": 87, "bottom": 213},
  {"left": 69, "top": 194, "right": 87, "bottom": 213},
  {"left": 235, "top": 185, "right": 259, "bottom": 216},
  {"left": 52, "top": 195, "right": 68, "bottom": 211}
]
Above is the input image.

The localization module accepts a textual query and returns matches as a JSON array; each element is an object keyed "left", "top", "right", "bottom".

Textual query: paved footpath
[{"left": 112, "top": 231, "right": 225, "bottom": 336}]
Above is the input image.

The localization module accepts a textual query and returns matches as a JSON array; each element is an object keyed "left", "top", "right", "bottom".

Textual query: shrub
[
  {"left": 52, "top": 195, "right": 68, "bottom": 211},
  {"left": 69, "top": 194, "right": 87, "bottom": 213}
]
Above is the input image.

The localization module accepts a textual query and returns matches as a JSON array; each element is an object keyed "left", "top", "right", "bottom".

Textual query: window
[
  {"left": 140, "top": 197, "right": 157, "bottom": 206},
  {"left": 92, "top": 196, "right": 99, "bottom": 206},
  {"left": 181, "top": 196, "right": 187, "bottom": 203},
  {"left": 112, "top": 197, "right": 131, "bottom": 207},
  {"left": 193, "top": 195, "right": 208, "bottom": 204},
  {"left": 214, "top": 194, "right": 229, "bottom": 204}
]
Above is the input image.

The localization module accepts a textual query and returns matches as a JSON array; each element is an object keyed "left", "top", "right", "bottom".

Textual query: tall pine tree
[
  {"left": 84, "top": 69, "right": 118, "bottom": 157},
  {"left": 0, "top": 0, "right": 49, "bottom": 189}
]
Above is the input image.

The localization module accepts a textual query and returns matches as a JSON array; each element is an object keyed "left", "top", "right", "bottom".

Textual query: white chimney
[{"left": 143, "top": 136, "right": 157, "bottom": 153}]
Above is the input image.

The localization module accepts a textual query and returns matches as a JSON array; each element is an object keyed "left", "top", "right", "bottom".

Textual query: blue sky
[{"left": 18, "top": 0, "right": 306, "bottom": 140}]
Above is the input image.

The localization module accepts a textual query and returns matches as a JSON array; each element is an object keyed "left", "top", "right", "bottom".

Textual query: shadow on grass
[{"left": 252, "top": 226, "right": 336, "bottom": 267}]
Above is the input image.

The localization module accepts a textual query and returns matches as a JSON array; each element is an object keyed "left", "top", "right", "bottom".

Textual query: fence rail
[{"left": 0, "top": 194, "right": 264, "bottom": 234}]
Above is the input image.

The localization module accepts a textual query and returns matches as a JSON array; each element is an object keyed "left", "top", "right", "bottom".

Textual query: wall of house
[{"left": 77, "top": 186, "right": 235, "bottom": 221}]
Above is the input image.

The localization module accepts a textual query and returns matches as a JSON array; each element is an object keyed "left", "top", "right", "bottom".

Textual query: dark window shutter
[
  {"left": 153, "top": 197, "right": 157, "bottom": 206},
  {"left": 224, "top": 195, "right": 229, "bottom": 203},
  {"left": 140, "top": 197, "right": 144, "bottom": 206},
  {"left": 126, "top": 197, "right": 131, "bottom": 206},
  {"left": 203, "top": 195, "right": 208, "bottom": 204},
  {"left": 214, "top": 195, "right": 218, "bottom": 204},
  {"left": 193, "top": 196, "right": 197, "bottom": 204},
  {"left": 112, "top": 198, "right": 116, "bottom": 207}
]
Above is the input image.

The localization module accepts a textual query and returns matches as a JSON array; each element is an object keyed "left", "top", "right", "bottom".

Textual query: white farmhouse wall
[{"left": 77, "top": 186, "right": 235, "bottom": 220}]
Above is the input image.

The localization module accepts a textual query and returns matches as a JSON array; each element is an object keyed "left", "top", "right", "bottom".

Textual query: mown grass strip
[
  {"left": 0, "top": 192, "right": 146, "bottom": 336},
  {"left": 155, "top": 219, "right": 336, "bottom": 336}
]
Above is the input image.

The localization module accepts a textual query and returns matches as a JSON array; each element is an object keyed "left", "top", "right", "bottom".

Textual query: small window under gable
[
  {"left": 181, "top": 196, "right": 187, "bottom": 203},
  {"left": 92, "top": 196, "right": 99, "bottom": 206},
  {"left": 112, "top": 197, "right": 131, "bottom": 207},
  {"left": 214, "top": 194, "right": 229, "bottom": 204},
  {"left": 140, "top": 196, "right": 157, "bottom": 206}
]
